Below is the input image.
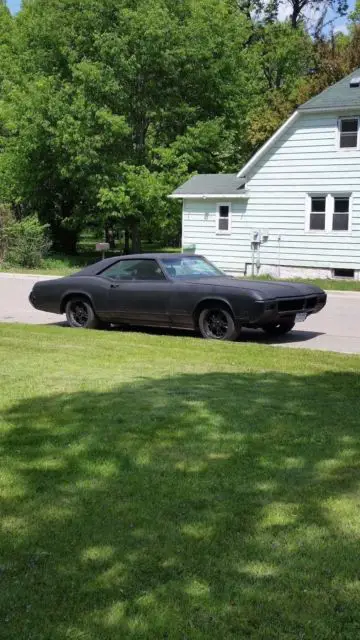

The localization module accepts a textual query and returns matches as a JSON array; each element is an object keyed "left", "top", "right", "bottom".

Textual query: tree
[
  {"left": 231, "top": 0, "right": 348, "bottom": 33},
  {"left": 243, "top": 23, "right": 313, "bottom": 147},
  {"left": 1, "top": 0, "right": 357, "bottom": 254},
  {"left": 0, "top": 1, "right": 12, "bottom": 88},
  {"left": 0, "top": 0, "right": 251, "bottom": 251},
  {"left": 285, "top": 0, "right": 348, "bottom": 30}
]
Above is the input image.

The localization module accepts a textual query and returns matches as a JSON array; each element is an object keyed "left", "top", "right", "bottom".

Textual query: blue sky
[
  {"left": 5, "top": 0, "right": 357, "bottom": 32},
  {"left": 333, "top": 0, "right": 356, "bottom": 33},
  {"left": 7, "top": 0, "right": 21, "bottom": 13}
]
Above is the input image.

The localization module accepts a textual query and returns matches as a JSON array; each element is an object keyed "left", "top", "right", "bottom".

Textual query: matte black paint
[{"left": 29, "top": 254, "right": 327, "bottom": 331}]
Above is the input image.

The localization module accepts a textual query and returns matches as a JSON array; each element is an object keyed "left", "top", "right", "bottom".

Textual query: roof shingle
[
  {"left": 299, "top": 68, "right": 360, "bottom": 111},
  {"left": 170, "top": 173, "right": 246, "bottom": 196}
]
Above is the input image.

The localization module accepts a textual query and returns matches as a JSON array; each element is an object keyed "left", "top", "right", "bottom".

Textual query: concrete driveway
[{"left": 0, "top": 273, "right": 360, "bottom": 355}]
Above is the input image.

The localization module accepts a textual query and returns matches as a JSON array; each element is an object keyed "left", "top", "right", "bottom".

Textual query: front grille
[{"left": 278, "top": 298, "right": 305, "bottom": 312}]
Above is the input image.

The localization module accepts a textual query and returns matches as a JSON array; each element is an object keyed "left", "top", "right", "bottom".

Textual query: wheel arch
[
  {"left": 193, "top": 297, "right": 235, "bottom": 325},
  {"left": 60, "top": 291, "right": 95, "bottom": 314}
]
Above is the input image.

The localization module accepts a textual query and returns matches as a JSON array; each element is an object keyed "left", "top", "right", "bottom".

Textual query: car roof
[
  {"left": 118, "top": 253, "right": 199, "bottom": 260},
  {"left": 71, "top": 253, "right": 202, "bottom": 277}
]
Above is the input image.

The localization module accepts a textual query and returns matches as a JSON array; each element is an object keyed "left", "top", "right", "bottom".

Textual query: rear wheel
[
  {"left": 65, "top": 297, "right": 103, "bottom": 329},
  {"left": 198, "top": 306, "right": 240, "bottom": 341},
  {"left": 261, "top": 317, "right": 295, "bottom": 336}
]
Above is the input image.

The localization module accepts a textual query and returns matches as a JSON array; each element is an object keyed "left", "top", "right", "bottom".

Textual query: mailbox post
[{"left": 96, "top": 242, "right": 110, "bottom": 260}]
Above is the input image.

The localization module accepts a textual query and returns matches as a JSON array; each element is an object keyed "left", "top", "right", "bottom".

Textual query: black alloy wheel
[
  {"left": 198, "top": 306, "right": 240, "bottom": 341},
  {"left": 65, "top": 297, "right": 101, "bottom": 329}
]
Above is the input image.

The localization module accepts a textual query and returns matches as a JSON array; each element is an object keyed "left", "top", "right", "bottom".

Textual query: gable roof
[
  {"left": 169, "top": 173, "right": 248, "bottom": 198},
  {"left": 299, "top": 68, "right": 360, "bottom": 112},
  {"left": 171, "top": 69, "right": 360, "bottom": 194},
  {"left": 237, "top": 68, "right": 360, "bottom": 180}
]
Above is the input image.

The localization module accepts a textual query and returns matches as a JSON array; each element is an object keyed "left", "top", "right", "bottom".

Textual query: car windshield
[{"left": 161, "top": 256, "right": 224, "bottom": 279}]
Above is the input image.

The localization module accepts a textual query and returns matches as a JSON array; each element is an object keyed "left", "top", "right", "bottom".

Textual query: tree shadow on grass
[{"left": 1, "top": 371, "right": 360, "bottom": 639}]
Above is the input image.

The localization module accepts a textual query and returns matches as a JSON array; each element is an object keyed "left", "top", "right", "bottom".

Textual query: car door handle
[{"left": 110, "top": 283, "right": 121, "bottom": 289}]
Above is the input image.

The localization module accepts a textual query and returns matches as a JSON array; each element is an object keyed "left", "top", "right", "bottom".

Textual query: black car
[{"left": 29, "top": 253, "right": 327, "bottom": 341}]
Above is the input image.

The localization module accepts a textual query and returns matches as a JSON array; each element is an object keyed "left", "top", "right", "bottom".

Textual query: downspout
[
  {"left": 278, "top": 235, "right": 281, "bottom": 278},
  {"left": 181, "top": 200, "right": 184, "bottom": 252}
]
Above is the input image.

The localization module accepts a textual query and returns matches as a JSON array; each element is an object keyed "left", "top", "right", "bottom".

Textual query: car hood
[{"left": 183, "top": 277, "right": 324, "bottom": 298}]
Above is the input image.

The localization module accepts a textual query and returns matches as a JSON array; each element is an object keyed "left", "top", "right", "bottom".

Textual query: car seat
[{"left": 135, "top": 261, "right": 163, "bottom": 280}]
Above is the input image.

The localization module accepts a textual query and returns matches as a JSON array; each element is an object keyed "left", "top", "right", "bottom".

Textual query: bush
[
  {"left": 0, "top": 210, "right": 51, "bottom": 268},
  {"left": 0, "top": 204, "right": 14, "bottom": 263}
]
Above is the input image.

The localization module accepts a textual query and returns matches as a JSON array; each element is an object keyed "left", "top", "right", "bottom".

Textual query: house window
[
  {"left": 339, "top": 118, "right": 359, "bottom": 148},
  {"left": 333, "top": 268, "right": 354, "bottom": 279},
  {"left": 307, "top": 194, "right": 351, "bottom": 232},
  {"left": 333, "top": 196, "right": 349, "bottom": 230},
  {"left": 217, "top": 204, "right": 231, "bottom": 232},
  {"left": 310, "top": 196, "right": 326, "bottom": 230}
]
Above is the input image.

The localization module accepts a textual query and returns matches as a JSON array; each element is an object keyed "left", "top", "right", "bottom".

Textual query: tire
[
  {"left": 261, "top": 317, "right": 295, "bottom": 336},
  {"left": 198, "top": 306, "right": 240, "bottom": 341},
  {"left": 65, "top": 297, "right": 102, "bottom": 329}
]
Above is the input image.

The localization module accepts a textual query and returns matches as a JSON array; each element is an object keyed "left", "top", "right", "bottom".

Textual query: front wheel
[
  {"left": 261, "top": 317, "right": 295, "bottom": 336},
  {"left": 198, "top": 306, "right": 240, "bottom": 341},
  {"left": 65, "top": 297, "right": 102, "bottom": 329}
]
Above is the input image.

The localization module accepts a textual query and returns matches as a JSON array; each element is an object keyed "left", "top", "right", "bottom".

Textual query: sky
[
  {"left": 276, "top": 0, "right": 357, "bottom": 34},
  {"left": 5, "top": 0, "right": 358, "bottom": 33},
  {"left": 7, "top": 0, "right": 21, "bottom": 13}
]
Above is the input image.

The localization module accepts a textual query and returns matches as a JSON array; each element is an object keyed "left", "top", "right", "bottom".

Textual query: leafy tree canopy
[{"left": 0, "top": 0, "right": 358, "bottom": 251}]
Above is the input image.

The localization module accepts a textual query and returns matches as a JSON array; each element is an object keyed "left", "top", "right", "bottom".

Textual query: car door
[{"left": 100, "top": 258, "right": 173, "bottom": 325}]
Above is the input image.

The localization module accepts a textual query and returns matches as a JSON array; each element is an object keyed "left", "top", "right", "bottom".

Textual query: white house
[{"left": 170, "top": 69, "right": 360, "bottom": 280}]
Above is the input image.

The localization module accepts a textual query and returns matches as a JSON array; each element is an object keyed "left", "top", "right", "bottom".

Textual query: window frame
[
  {"left": 332, "top": 194, "right": 351, "bottom": 231},
  {"left": 337, "top": 117, "right": 360, "bottom": 151},
  {"left": 216, "top": 202, "right": 232, "bottom": 234},
  {"left": 99, "top": 258, "right": 167, "bottom": 281},
  {"left": 305, "top": 193, "right": 352, "bottom": 234},
  {"left": 308, "top": 194, "right": 326, "bottom": 232}
]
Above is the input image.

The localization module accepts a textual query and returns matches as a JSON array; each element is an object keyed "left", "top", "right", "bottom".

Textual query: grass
[
  {"left": 307, "top": 278, "right": 360, "bottom": 291},
  {"left": 246, "top": 274, "right": 360, "bottom": 292},
  {"left": 0, "top": 253, "right": 93, "bottom": 276},
  {"left": 0, "top": 245, "right": 181, "bottom": 276},
  {"left": 1, "top": 324, "right": 360, "bottom": 638}
]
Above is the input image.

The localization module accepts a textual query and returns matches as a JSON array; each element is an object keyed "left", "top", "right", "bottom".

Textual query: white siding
[
  {"left": 182, "top": 112, "right": 360, "bottom": 276},
  {"left": 182, "top": 200, "right": 251, "bottom": 274}
]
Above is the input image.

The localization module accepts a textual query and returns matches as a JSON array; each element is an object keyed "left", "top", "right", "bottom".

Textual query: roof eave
[{"left": 168, "top": 192, "right": 250, "bottom": 199}]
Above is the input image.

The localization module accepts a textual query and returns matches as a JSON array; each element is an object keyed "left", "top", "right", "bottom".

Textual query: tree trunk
[
  {"left": 291, "top": 0, "right": 301, "bottom": 28},
  {"left": 51, "top": 225, "right": 80, "bottom": 253},
  {"left": 51, "top": 198, "right": 80, "bottom": 253},
  {"left": 124, "top": 228, "right": 130, "bottom": 254},
  {"left": 131, "top": 220, "right": 141, "bottom": 253},
  {"left": 105, "top": 227, "right": 116, "bottom": 249}
]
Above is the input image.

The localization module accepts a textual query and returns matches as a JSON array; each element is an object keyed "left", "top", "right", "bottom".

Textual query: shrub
[
  {"left": 1, "top": 212, "right": 51, "bottom": 268},
  {"left": 0, "top": 204, "right": 14, "bottom": 263}
]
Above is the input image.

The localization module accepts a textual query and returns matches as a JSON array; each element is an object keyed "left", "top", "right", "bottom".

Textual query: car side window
[{"left": 101, "top": 259, "right": 166, "bottom": 281}]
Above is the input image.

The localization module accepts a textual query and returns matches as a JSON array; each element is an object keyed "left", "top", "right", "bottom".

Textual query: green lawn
[
  {"left": 1, "top": 324, "right": 360, "bottom": 638},
  {"left": 246, "top": 274, "right": 360, "bottom": 292},
  {"left": 0, "top": 253, "right": 93, "bottom": 276},
  {"left": 0, "top": 245, "right": 181, "bottom": 276}
]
